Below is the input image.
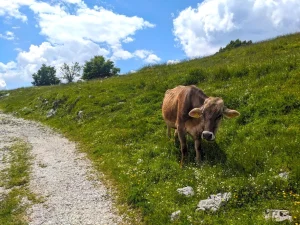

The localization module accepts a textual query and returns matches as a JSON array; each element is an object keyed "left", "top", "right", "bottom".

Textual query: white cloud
[
  {"left": 123, "top": 37, "right": 134, "bottom": 43},
  {"left": 30, "top": 3, "right": 155, "bottom": 46},
  {"left": 134, "top": 50, "right": 151, "bottom": 59},
  {"left": 0, "top": 0, "right": 160, "bottom": 87},
  {"left": 111, "top": 48, "right": 133, "bottom": 60},
  {"left": 145, "top": 54, "right": 161, "bottom": 64},
  {"left": 167, "top": 59, "right": 180, "bottom": 65},
  {"left": 0, "top": 31, "right": 15, "bottom": 40},
  {"left": 0, "top": 61, "right": 17, "bottom": 71},
  {"left": 0, "top": 0, "right": 35, "bottom": 22},
  {"left": 132, "top": 50, "right": 161, "bottom": 63},
  {"left": 173, "top": 0, "right": 300, "bottom": 58},
  {"left": 0, "top": 78, "right": 6, "bottom": 90}
]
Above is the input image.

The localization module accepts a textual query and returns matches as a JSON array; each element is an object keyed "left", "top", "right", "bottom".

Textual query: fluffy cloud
[
  {"left": 0, "top": 31, "right": 15, "bottom": 40},
  {"left": 145, "top": 54, "right": 161, "bottom": 64},
  {"left": 173, "top": 0, "right": 300, "bottom": 58},
  {"left": 0, "top": 78, "right": 6, "bottom": 90},
  {"left": 0, "top": 0, "right": 35, "bottom": 22},
  {"left": 0, "top": 61, "right": 17, "bottom": 89},
  {"left": 0, "top": 0, "right": 159, "bottom": 88},
  {"left": 133, "top": 50, "right": 161, "bottom": 63},
  {"left": 29, "top": 3, "right": 155, "bottom": 46}
]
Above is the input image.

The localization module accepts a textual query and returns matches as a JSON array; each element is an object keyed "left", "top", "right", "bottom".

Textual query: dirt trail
[{"left": 0, "top": 112, "right": 121, "bottom": 225}]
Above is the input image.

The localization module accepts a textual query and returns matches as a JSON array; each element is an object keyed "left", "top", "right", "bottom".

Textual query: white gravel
[{"left": 0, "top": 112, "right": 122, "bottom": 225}]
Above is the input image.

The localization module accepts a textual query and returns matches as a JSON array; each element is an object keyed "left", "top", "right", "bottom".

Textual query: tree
[
  {"left": 60, "top": 62, "right": 81, "bottom": 83},
  {"left": 82, "top": 56, "right": 120, "bottom": 80},
  {"left": 32, "top": 64, "right": 60, "bottom": 86}
]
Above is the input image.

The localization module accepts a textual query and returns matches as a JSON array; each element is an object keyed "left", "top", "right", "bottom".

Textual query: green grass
[
  {"left": 0, "top": 140, "right": 36, "bottom": 225},
  {"left": 1, "top": 33, "right": 300, "bottom": 224}
]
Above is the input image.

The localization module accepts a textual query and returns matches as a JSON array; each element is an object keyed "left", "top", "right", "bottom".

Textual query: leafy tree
[
  {"left": 60, "top": 62, "right": 81, "bottom": 83},
  {"left": 219, "top": 39, "right": 253, "bottom": 53},
  {"left": 82, "top": 56, "right": 120, "bottom": 80},
  {"left": 32, "top": 64, "right": 60, "bottom": 86}
]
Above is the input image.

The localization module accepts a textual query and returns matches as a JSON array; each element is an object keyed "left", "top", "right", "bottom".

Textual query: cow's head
[{"left": 188, "top": 97, "right": 240, "bottom": 141}]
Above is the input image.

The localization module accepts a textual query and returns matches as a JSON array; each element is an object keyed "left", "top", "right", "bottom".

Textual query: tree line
[{"left": 32, "top": 55, "right": 120, "bottom": 86}]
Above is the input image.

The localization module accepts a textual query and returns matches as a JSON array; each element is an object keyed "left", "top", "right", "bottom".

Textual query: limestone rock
[
  {"left": 170, "top": 210, "right": 181, "bottom": 221},
  {"left": 265, "top": 209, "right": 292, "bottom": 222},
  {"left": 196, "top": 192, "right": 231, "bottom": 212},
  {"left": 47, "top": 109, "right": 56, "bottom": 118},
  {"left": 278, "top": 172, "right": 289, "bottom": 180},
  {"left": 77, "top": 111, "right": 83, "bottom": 119},
  {"left": 177, "top": 186, "right": 194, "bottom": 196}
]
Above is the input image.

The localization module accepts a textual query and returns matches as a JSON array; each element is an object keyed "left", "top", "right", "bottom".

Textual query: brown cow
[{"left": 162, "top": 85, "right": 240, "bottom": 167}]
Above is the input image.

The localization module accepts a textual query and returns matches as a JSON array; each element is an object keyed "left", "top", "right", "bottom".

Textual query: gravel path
[{"left": 0, "top": 112, "right": 122, "bottom": 225}]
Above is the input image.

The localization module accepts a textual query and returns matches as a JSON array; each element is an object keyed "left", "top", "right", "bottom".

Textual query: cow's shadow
[{"left": 183, "top": 139, "right": 227, "bottom": 166}]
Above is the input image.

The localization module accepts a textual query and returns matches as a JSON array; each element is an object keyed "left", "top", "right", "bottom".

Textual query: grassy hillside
[{"left": 1, "top": 33, "right": 300, "bottom": 224}]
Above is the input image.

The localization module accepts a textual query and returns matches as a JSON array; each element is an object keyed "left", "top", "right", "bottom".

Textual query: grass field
[{"left": 0, "top": 33, "right": 299, "bottom": 224}]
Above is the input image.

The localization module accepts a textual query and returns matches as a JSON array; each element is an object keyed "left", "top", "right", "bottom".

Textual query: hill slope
[{"left": 1, "top": 33, "right": 300, "bottom": 224}]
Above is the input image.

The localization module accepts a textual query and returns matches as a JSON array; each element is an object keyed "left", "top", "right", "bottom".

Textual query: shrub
[
  {"left": 82, "top": 56, "right": 120, "bottom": 80},
  {"left": 213, "top": 67, "right": 231, "bottom": 81},
  {"left": 219, "top": 39, "right": 253, "bottom": 53},
  {"left": 184, "top": 68, "right": 207, "bottom": 85},
  {"left": 32, "top": 64, "right": 60, "bottom": 86}
]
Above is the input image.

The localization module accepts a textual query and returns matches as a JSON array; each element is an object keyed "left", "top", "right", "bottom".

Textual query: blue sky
[{"left": 1, "top": 0, "right": 300, "bottom": 90}]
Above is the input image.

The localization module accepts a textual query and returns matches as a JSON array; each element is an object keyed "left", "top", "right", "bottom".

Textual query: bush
[
  {"left": 219, "top": 39, "right": 253, "bottom": 53},
  {"left": 184, "top": 68, "right": 207, "bottom": 85},
  {"left": 32, "top": 64, "right": 60, "bottom": 86},
  {"left": 213, "top": 67, "right": 231, "bottom": 81},
  {"left": 82, "top": 56, "right": 120, "bottom": 80}
]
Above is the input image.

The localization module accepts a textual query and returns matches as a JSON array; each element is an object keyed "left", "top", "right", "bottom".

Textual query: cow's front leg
[
  {"left": 194, "top": 139, "right": 202, "bottom": 164},
  {"left": 178, "top": 127, "right": 187, "bottom": 168}
]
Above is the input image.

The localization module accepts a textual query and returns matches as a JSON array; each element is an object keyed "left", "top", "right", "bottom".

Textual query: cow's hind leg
[{"left": 178, "top": 127, "right": 188, "bottom": 168}]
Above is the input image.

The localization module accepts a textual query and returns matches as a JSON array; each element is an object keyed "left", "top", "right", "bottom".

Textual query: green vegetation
[
  {"left": 60, "top": 62, "right": 81, "bottom": 83},
  {"left": 82, "top": 55, "right": 120, "bottom": 80},
  {"left": 219, "top": 39, "right": 253, "bottom": 53},
  {"left": 32, "top": 64, "right": 60, "bottom": 86},
  {"left": 1, "top": 33, "right": 300, "bottom": 224},
  {"left": 0, "top": 140, "right": 36, "bottom": 225}
]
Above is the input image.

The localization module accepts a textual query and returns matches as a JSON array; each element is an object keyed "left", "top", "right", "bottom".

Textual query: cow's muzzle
[{"left": 201, "top": 131, "right": 215, "bottom": 141}]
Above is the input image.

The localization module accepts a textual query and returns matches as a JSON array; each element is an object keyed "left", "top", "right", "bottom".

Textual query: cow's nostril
[{"left": 202, "top": 131, "right": 215, "bottom": 141}]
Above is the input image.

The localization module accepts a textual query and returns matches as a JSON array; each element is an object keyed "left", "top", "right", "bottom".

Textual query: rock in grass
[
  {"left": 196, "top": 192, "right": 231, "bottom": 212},
  {"left": 47, "top": 109, "right": 56, "bottom": 118},
  {"left": 177, "top": 186, "right": 194, "bottom": 196},
  {"left": 278, "top": 172, "right": 289, "bottom": 180},
  {"left": 170, "top": 210, "right": 181, "bottom": 221},
  {"left": 264, "top": 209, "right": 292, "bottom": 222},
  {"left": 77, "top": 111, "right": 83, "bottom": 119}
]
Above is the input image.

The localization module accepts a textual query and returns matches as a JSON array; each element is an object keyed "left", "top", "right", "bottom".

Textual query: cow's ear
[
  {"left": 223, "top": 108, "right": 240, "bottom": 118},
  {"left": 189, "top": 108, "right": 202, "bottom": 118}
]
